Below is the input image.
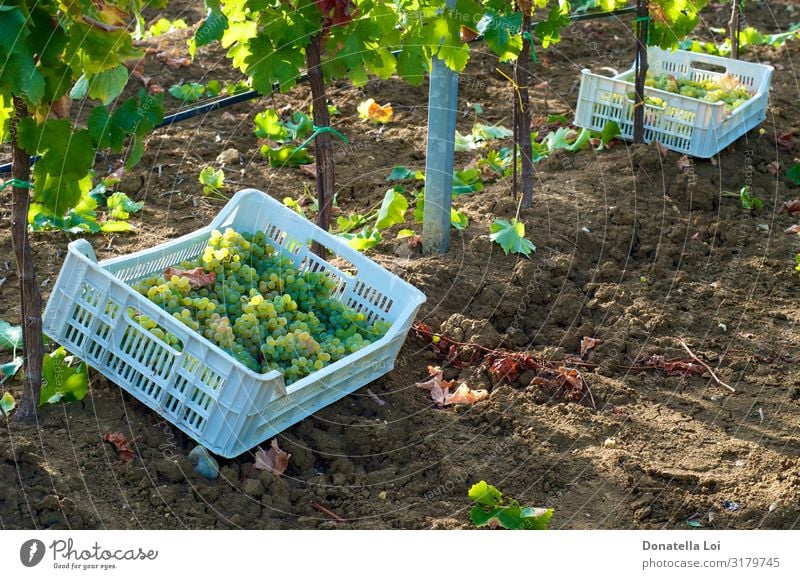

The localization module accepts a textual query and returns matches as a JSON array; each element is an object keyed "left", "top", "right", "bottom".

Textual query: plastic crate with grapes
[{"left": 43, "top": 189, "right": 426, "bottom": 457}]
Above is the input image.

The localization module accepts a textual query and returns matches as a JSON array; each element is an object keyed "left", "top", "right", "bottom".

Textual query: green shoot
[
  {"left": 723, "top": 186, "right": 762, "bottom": 210},
  {"left": 787, "top": 163, "right": 800, "bottom": 185},
  {"left": 146, "top": 18, "right": 187, "bottom": 38},
  {"left": 199, "top": 166, "right": 226, "bottom": 198},
  {"left": 468, "top": 481, "right": 554, "bottom": 530},
  {"left": 490, "top": 218, "right": 536, "bottom": 257},
  {"left": 39, "top": 347, "right": 89, "bottom": 406}
]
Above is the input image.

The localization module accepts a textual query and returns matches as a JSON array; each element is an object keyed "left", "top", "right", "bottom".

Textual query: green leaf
[
  {"left": 1, "top": 357, "right": 23, "bottom": 378},
  {"left": 468, "top": 481, "right": 503, "bottom": 507},
  {"left": 599, "top": 120, "right": 621, "bottom": 145},
  {"left": 85, "top": 65, "right": 129, "bottom": 105},
  {"left": 787, "top": 163, "right": 800, "bottom": 185},
  {"left": 473, "top": 122, "right": 513, "bottom": 141},
  {"left": 65, "top": 21, "right": 142, "bottom": 75},
  {"left": 107, "top": 192, "right": 143, "bottom": 220},
  {"left": 126, "top": 135, "right": 145, "bottom": 169},
  {"left": 534, "top": 0, "right": 571, "bottom": 49},
  {"left": 254, "top": 109, "right": 289, "bottom": 141},
  {"left": 283, "top": 196, "right": 305, "bottom": 216},
  {"left": 338, "top": 228, "right": 382, "bottom": 252},
  {"left": 168, "top": 82, "right": 205, "bottom": 103},
  {"left": 455, "top": 130, "right": 480, "bottom": 152},
  {"left": 40, "top": 347, "right": 90, "bottom": 406},
  {"left": 199, "top": 166, "right": 225, "bottom": 195},
  {"left": 191, "top": 4, "right": 228, "bottom": 57},
  {"left": 375, "top": 187, "right": 408, "bottom": 230},
  {"left": 284, "top": 111, "right": 313, "bottom": 140},
  {"left": 206, "top": 79, "right": 222, "bottom": 97},
  {"left": 261, "top": 144, "right": 313, "bottom": 168},
  {"left": 0, "top": 320, "right": 23, "bottom": 351},
  {"left": 147, "top": 17, "right": 187, "bottom": 38},
  {"left": 397, "top": 229, "right": 416, "bottom": 239},
  {"left": 490, "top": 218, "right": 536, "bottom": 257},
  {"left": 546, "top": 114, "right": 569, "bottom": 124},
  {"left": 451, "top": 208, "right": 469, "bottom": 230},
  {"left": 0, "top": 391, "right": 15, "bottom": 415},
  {"left": 453, "top": 168, "right": 484, "bottom": 195},
  {"left": 337, "top": 213, "right": 370, "bottom": 234},
  {"left": 387, "top": 166, "right": 424, "bottom": 181},
  {"left": 477, "top": 10, "right": 523, "bottom": 62},
  {"left": 100, "top": 220, "right": 135, "bottom": 232}
]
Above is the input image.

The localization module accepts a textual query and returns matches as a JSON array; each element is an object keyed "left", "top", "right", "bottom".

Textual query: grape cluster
[
  {"left": 130, "top": 228, "right": 390, "bottom": 384},
  {"left": 644, "top": 72, "right": 753, "bottom": 110}
]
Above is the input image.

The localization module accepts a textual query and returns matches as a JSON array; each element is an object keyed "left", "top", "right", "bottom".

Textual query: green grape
[{"left": 131, "top": 227, "right": 389, "bottom": 383}]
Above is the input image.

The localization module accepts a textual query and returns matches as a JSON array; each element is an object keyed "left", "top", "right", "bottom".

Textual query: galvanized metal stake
[{"left": 422, "top": 0, "right": 459, "bottom": 255}]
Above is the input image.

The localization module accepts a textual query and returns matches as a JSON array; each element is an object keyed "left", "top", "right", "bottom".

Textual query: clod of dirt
[
  {"left": 629, "top": 143, "right": 663, "bottom": 172},
  {"left": 216, "top": 148, "right": 241, "bottom": 165},
  {"left": 441, "top": 313, "right": 503, "bottom": 348}
]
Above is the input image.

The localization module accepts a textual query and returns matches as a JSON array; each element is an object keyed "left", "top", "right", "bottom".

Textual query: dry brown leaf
[
  {"left": 767, "top": 160, "right": 781, "bottom": 175},
  {"left": 777, "top": 132, "right": 794, "bottom": 153},
  {"left": 784, "top": 224, "right": 800, "bottom": 234},
  {"left": 717, "top": 73, "right": 743, "bottom": 92},
  {"left": 299, "top": 163, "right": 317, "bottom": 179},
  {"left": 445, "top": 383, "right": 488, "bottom": 405},
  {"left": 655, "top": 142, "right": 668, "bottom": 158},
  {"left": 157, "top": 49, "right": 191, "bottom": 69},
  {"left": 676, "top": 155, "right": 692, "bottom": 170},
  {"left": 254, "top": 438, "right": 291, "bottom": 475},
  {"left": 50, "top": 95, "right": 71, "bottom": 119},
  {"left": 359, "top": 99, "right": 393, "bottom": 124},
  {"left": 780, "top": 199, "right": 800, "bottom": 215},
  {"left": 103, "top": 432, "right": 135, "bottom": 463},
  {"left": 533, "top": 80, "right": 550, "bottom": 90},
  {"left": 580, "top": 336, "right": 600, "bottom": 356},
  {"left": 164, "top": 267, "right": 216, "bottom": 289},
  {"left": 415, "top": 366, "right": 486, "bottom": 406}
]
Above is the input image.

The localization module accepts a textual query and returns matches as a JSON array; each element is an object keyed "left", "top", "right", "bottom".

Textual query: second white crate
[{"left": 574, "top": 47, "right": 773, "bottom": 157}]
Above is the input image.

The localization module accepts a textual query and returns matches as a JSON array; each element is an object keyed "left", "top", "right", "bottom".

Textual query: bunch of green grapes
[
  {"left": 130, "top": 228, "right": 391, "bottom": 384},
  {"left": 644, "top": 72, "right": 753, "bottom": 110}
]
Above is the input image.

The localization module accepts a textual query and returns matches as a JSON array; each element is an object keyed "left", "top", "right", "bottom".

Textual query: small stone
[
  {"left": 216, "top": 148, "right": 240, "bottom": 165},
  {"left": 604, "top": 437, "right": 617, "bottom": 447},
  {"left": 634, "top": 506, "right": 653, "bottom": 521},
  {"left": 378, "top": 491, "right": 387, "bottom": 500}
]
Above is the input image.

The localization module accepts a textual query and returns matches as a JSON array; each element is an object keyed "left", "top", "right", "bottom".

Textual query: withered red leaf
[
  {"left": 580, "top": 336, "right": 600, "bottom": 356},
  {"left": 103, "top": 432, "right": 135, "bottom": 463},
  {"left": 164, "top": 267, "right": 216, "bottom": 289},
  {"left": 254, "top": 438, "right": 291, "bottom": 475},
  {"left": 780, "top": 199, "right": 800, "bottom": 215}
]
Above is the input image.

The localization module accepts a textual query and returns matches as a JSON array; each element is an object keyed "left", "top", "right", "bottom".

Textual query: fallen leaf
[
  {"left": 299, "top": 163, "right": 317, "bottom": 179},
  {"left": 357, "top": 98, "right": 393, "bottom": 124},
  {"left": 533, "top": 80, "right": 550, "bottom": 90},
  {"left": 780, "top": 199, "right": 800, "bottom": 215},
  {"left": 445, "top": 383, "right": 488, "bottom": 405},
  {"left": 163, "top": 267, "right": 216, "bottom": 289},
  {"left": 580, "top": 336, "right": 600, "bottom": 356},
  {"left": 643, "top": 354, "right": 705, "bottom": 376},
  {"left": 415, "top": 366, "right": 454, "bottom": 405},
  {"left": 654, "top": 142, "right": 668, "bottom": 158},
  {"left": 103, "top": 432, "right": 135, "bottom": 463},
  {"left": 254, "top": 438, "right": 291, "bottom": 475},
  {"left": 157, "top": 49, "right": 191, "bottom": 69},
  {"left": 710, "top": 156, "right": 718, "bottom": 166},
  {"left": 784, "top": 224, "right": 800, "bottom": 234},
  {"left": 414, "top": 366, "right": 486, "bottom": 406},
  {"left": 767, "top": 160, "right": 781, "bottom": 175},
  {"left": 50, "top": 94, "right": 71, "bottom": 119},
  {"left": 487, "top": 356, "right": 521, "bottom": 384},
  {"left": 777, "top": 132, "right": 794, "bottom": 153},
  {"left": 676, "top": 155, "right": 692, "bottom": 170}
]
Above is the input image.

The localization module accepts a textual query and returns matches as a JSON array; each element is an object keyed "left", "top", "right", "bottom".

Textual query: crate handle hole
[{"left": 690, "top": 61, "right": 726, "bottom": 75}]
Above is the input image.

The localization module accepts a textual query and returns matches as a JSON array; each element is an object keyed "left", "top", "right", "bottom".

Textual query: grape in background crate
[
  {"left": 42, "top": 189, "right": 426, "bottom": 458},
  {"left": 574, "top": 47, "right": 774, "bottom": 157}
]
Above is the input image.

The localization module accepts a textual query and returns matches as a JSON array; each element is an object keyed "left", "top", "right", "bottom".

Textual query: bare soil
[{"left": 2, "top": 1, "right": 800, "bottom": 530}]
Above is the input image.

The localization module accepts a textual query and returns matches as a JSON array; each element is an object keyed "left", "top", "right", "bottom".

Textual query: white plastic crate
[
  {"left": 43, "top": 189, "right": 426, "bottom": 458},
  {"left": 574, "top": 47, "right": 773, "bottom": 157}
]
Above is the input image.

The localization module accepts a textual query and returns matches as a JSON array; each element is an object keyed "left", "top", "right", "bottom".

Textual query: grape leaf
[
  {"left": 451, "top": 208, "right": 469, "bottom": 230},
  {"left": 387, "top": 166, "right": 424, "bottom": 181},
  {"left": 261, "top": 144, "right": 314, "bottom": 168},
  {"left": 107, "top": 192, "right": 143, "bottom": 220},
  {"left": 199, "top": 166, "right": 225, "bottom": 195},
  {"left": 1, "top": 357, "right": 23, "bottom": 379},
  {"left": 375, "top": 187, "right": 408, "bottom": 230},
  {"left": 39, "top": 347, "right": 90, "bottom": 406},
  {"left": 468, "top": 480, "right": 503, "bottom": 507},
  {"left": 473, "top": 122, "right": 513, "bottom": 140},
  {"left": 787, "top": 163, "right": 800, "bottom": 185},
  {"left": 100, "top": 220, "right": 135, "bottom": 233},
  {"left": 190, "top": 1, "right": 228, "bottom": 58},
  {"left": 64, "top": 21, "right": 142, "bottom": 75},
  {"left": 254, "top": 109, "right": 289, "bottom": 141},
  {"left": 477, "top": 10, "right": 523, "bottom": 62},
  {"left": 168, "top": 82, "right": 205, "bottom": 103},
  {"left": 490, "top": 218, "right": 536, "bottom": 257},
  {"left": 0, "top": 320, "right": 23, "bottom": 351},
  {"left": 0, "top": 392, "right": 15, "bottom": 415},
  {"left": 338, "top": 228, "right": 382, "bottom": 251}
]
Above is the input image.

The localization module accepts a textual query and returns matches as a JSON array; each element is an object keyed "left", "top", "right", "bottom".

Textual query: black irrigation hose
[{"left": 0, "top": 6, "right": 636, "bottom": 174}]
